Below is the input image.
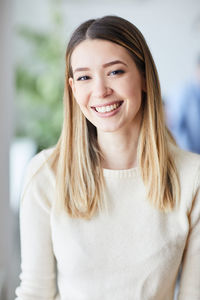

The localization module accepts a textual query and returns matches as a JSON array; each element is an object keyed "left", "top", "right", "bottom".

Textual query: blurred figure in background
[{"left": 166, "top": 55, "right": 200, "bottom": 154}]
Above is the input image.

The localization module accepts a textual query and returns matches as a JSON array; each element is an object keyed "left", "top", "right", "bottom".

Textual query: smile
[{"left": 92, "top": 101, "right": 123, "bottom": 113}]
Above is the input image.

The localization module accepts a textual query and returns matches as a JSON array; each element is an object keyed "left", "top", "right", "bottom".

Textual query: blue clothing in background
[{"left": 166, "top": 79, "right": 200, "bottom": 154}]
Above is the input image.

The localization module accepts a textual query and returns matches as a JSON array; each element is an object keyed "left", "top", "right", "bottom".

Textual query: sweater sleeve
[
  {"left": 178, "top": 164, "right": 200, "bottom": 300},
  {"left": 15, "top": 151, "right": 58, "bottom": 300}
]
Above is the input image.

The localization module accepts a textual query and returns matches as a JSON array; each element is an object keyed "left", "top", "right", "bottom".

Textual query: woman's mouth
[{"left": 91, "top": 101, "right": 123, "bottom": 113}]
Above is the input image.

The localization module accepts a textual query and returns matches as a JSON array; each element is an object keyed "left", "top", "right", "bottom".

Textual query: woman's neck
[{"left": 97, "top": 124, "right": 140, "bottom": 170}]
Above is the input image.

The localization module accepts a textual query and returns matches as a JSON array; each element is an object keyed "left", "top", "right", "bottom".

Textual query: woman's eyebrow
[
  {"left": 103, "top": 60, "right": 128, "bottom": 68},
  {"left": 73, "top": 60, "right": 128, "bottom": 74}
]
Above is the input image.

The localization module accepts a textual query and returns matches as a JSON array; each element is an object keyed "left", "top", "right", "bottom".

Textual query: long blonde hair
[{"left": 49, "top": 15, "right": 180, "bottom": 219}]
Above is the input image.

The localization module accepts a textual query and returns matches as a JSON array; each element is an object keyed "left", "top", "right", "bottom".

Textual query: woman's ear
[{"left": 69, "top": 77, "right": 76, "bottom": 96}]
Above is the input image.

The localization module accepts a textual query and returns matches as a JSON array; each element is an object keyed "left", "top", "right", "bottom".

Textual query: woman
[{"left": 15, "top": 15, "right": 200, "bottom": 300}]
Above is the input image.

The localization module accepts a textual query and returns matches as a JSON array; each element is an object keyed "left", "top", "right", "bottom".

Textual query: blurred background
[{"left": 0, "top": 0, "right": 200, "bottom": 299}]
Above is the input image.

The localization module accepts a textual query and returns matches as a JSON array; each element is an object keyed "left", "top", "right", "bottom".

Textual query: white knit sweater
[{"left": 15, "top": 146, "right": 200, "bottom": 300}]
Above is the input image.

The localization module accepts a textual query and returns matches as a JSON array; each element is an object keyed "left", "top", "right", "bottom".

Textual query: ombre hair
[{"left": 49, "top": 15, "right": 180, "bottom": 219}]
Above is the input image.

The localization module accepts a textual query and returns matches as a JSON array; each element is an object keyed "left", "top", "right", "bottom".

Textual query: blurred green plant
[{"left": 15, "top": 5, "right": 66, "bottom": 152}]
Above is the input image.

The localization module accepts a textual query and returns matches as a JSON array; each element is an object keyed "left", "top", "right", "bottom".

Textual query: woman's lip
[
  {"left": 91, "top": 101, "right": 123, "bottom": 117},
  {"left": 90, "top": 100, "right": 123, "bottom": 108}
]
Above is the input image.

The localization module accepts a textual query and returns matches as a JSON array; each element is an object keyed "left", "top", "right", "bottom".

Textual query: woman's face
[{"left": 69, "top": 39, "right": 146, "bottom": 134}]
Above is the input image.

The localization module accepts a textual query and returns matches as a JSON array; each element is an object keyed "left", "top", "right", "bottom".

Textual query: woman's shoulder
[
  {"left": 170, "top": 143, "right": 200, "bottom": 189},
  {"left": 20, "top": 147, "right": 57, "bottom": 217},
  {"left": 171, "top": 144, "right": 200, "bottom": 168},
  {"left": 22, "top": 146, "right": 57, "bottom": 196},
  {"left": 25, "top": 147, "right": 55, "bottom": 176}
]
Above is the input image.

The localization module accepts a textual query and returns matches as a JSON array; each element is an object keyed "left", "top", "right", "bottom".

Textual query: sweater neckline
[{"left": 103, "top": 166, "right": 139, "bottom": 178}]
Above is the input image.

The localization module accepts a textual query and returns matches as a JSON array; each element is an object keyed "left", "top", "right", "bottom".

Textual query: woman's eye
[
  {"left": 109, "top": 69, "right": 125, "bottom": 76},
  {"left": 77, "top": 75, "right": 90, "bottom": 81}
]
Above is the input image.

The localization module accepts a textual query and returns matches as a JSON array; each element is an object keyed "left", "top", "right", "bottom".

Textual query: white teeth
[{"left": 95, "top": 103, "right": 120, "bottom": 113}]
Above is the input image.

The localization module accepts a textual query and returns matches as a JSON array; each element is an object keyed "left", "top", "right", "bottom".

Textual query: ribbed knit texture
[{"left": 15, "top": 146, "right": 200, "bottom": 300}]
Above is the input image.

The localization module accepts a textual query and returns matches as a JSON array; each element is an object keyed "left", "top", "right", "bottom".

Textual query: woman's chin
[{"left": 96, "top": 123, "right": 123, "bottom": 134}]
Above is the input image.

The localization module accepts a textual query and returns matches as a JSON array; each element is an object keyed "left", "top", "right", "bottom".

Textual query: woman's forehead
[{"left": 70, "top": 39, "right": 134, "bottom": 69}]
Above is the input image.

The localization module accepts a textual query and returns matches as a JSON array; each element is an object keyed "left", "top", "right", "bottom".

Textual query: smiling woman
[{"left": 15, "top": 15, "right": 200, "bottom": 300}]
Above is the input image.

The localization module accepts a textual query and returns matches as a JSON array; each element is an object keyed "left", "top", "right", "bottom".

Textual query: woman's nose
[{"left": 92, "top": 78, "right": 113, "bottom": 98}]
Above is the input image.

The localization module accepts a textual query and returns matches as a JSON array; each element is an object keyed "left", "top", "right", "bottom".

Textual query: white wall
[{"left": 0, "top": 0, "right": 14, "bottom": 299}]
